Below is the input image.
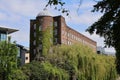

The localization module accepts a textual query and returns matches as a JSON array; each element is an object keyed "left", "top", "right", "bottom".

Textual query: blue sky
[{"left": 0, "top": 0, "right": 115, "bottom": 53}]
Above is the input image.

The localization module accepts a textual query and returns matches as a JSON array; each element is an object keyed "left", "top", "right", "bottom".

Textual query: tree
[
  {"left": 46, "top": 0, "right": 69, "bottom": 15},
  {"left": 0, "top": 37, "right": 27, "bottom": 80},
  {"left": 22, "top": 44, "right": 117, "bottom": 80},
  {"left": 86, "top": 0, "right": 120, "bottom": 74}
]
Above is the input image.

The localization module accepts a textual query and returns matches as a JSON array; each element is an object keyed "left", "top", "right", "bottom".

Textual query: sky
[{"left": 0, "top": 0, "right": 115, "bottom": 53}]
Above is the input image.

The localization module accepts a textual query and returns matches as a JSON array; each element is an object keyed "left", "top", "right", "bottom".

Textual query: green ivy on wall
[{"left": 41, "top": 26, "right": 53, "bottom": 56}]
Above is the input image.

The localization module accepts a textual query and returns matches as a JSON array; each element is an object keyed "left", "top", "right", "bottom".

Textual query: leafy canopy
[{"left": 86, "top": 0, "right": 120, "bottom": 74}]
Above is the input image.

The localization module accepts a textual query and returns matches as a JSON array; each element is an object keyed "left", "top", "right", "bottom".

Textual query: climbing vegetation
[{"left": 42, "top": 26, "right": 53, "bottom": 56}]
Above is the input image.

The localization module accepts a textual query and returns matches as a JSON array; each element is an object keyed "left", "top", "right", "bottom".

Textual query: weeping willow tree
[
  {"left": 21, "top": 61, "right": 69, "bottom": 80},
  {"left": 22, "top": 43, "right": 118, "bottom": 80},
  {"left": 46, "top": 44, "right": 118, "bottom": 80}
]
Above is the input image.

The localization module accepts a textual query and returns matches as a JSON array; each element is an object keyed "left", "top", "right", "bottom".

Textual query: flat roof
[{"left": 0, "top": 26, "right": 18, "bottom": 34}]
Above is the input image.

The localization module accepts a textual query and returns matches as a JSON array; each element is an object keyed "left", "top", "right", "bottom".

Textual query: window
[
  {"left": 39, "top": 44, "right": 42, "bottom": 50},
  {"left": 72, "top": 34, "right": 74, "bottom": 39},
  {"left": 39, "top": 36, "right": 42, "bottom": 41},
  {"left": 0, "top": 33, "right": 7, "bottom": 41},
  {"left": 54, "top": 29, "right": 57, "bottom": 35},
  {"left": 69, "top": 41, "right": 72, "bottom": 45},
  {"left": 40, "top": 19, "right": 43, "bottom": 22},
  {"left": 67, "top": 33, "right": 70, "bottom": 37},
  {"left": 54, "top": 21, "right": 57, "bottom": 27},
  {"left": 83, "top": 40, "right": 85, "bottom": 44},
  {"left": 33, "top": 40, "right": 36, "bottom": 45},
  {"left": 78, "top": 38, "right": 82, "bottom": 42},
  {"left": 64, "top": 32, "right": 67, "bottom": 36},
  {"left": 26, "top": 57, "right": 28, "bottom": 60},
  {"left": 73, "top": 35, "right": 75, "bottom": 39},
  {"left": 68, "top": 41, "right": 72, "bottom": 45},
  {"left": 34, "top": 24, "right": 36, "bottom": 30},
  {"left": 39, "top": 25, "right": 42, "bottom": 31}
]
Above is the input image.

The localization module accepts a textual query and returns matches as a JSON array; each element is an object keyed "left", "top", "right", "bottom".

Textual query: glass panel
[{"left": 0, "top": 33, "right": 7, "bottom": 41}]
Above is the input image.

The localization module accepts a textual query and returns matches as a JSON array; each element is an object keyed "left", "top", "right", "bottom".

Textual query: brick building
[{"left": 30, "top": 10, "right": 97, "bottom": 61}]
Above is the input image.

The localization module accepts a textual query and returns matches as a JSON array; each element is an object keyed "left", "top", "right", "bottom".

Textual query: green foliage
[
  {"left": 21, "top": 61, "right": 69, "bottom": 80},
  {"left": 8, "top": 69, "right": 27, "bottom": 80},
  {"left": 42, "top": 27, "right": 53, "bottom": 56},
  {"left": 46, "top": 0, "right": 69, "bottom": 16},
  {"left": 46, "top": 44, "right": 118, "bottom": 80},
  {"left": 22, "top": 43, "right": 117, "bottom": 80},
  {"left": 0, "top": 40, "right": 18, "bottom": 79},
  {"left": 86, "top": 0, "right": 120, "bottom": 74},
  {"left": 34, "top": 25, "right": 53, "bottom": 60},
  {"left": 0, "top": 39, "right": 27, "bottom": 80}
]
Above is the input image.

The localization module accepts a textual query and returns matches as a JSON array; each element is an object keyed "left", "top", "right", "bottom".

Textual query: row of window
[
  {"left": 62, "top": 30, "right": 82, "bottom": 42},
  {"left": 33, "top": 24, "right": 42, "bottom": 31},
  {"left": 54, "top": 21, "right": 65, "bottom": 27},
  {"left": 62, "top": 30, "right": 96, "bottom": 49},
  {"left": 62, "top": 39, "right": 72, "bottom": 45}
]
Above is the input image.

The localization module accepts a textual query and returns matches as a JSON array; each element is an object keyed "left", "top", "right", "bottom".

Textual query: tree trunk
[{"left": 115, "top": 47, "right": 120, "bottom": 74}]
